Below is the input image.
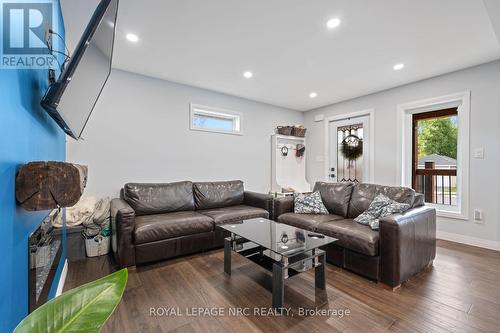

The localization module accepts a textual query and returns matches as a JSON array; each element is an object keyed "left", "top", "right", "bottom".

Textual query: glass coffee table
[{"left": 219, "top": 218, "right": 337, "bottom": 309}]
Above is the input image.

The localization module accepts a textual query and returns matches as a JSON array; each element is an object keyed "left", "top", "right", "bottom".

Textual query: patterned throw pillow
[
  {"left": 354, "top": 194, "right": 410, "bottom": 230},
  {"left": 294, "top": 191, "right": 329, "bottom": 214}
]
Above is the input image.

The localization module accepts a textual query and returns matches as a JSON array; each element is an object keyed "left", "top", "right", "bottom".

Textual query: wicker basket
[
  {"left": 292, "top": 126, "right": 307, "bottom": 137},
  {"left": 276, "top": 126, "right": 293, "bottom": 136}
]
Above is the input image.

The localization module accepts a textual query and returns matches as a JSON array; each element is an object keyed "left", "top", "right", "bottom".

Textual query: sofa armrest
[
  {"left": 379, "top": 206, "right": 436, "bottom": 287},
  {"left": 111, "top": 198, "right": 136, "bottom": 268},
  {"left": 244, "top": 191, "right": 273, "bottom": 217},
  {"left": 273, "top": 196, "right": 294, "bottom": 221}
]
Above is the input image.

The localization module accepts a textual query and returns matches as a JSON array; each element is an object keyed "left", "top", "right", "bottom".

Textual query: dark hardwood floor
[{"left": 64, "top": 240, "right": 500, "bottom": 332}]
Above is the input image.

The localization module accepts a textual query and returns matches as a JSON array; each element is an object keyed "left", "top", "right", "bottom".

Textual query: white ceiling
[{"left": 62, "top": 0, "right": 500, "bottom": 111}]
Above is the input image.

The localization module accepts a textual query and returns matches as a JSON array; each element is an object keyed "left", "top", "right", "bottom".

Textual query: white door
[{"left": 328, "top": 115, "right": 370, "bottom": 183}]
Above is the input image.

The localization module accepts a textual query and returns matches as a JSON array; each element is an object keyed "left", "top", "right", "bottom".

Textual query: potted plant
[{"left": 14, "top": 269, "right": 128, "bottom": 333}]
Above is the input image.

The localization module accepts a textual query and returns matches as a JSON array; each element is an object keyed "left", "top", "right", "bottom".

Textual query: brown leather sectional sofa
[
  {"left": 274, "top": 182, "right": 436, "bottom": 288},
  {"left": 111, "top": 180, "right": 273, "bottom": 267},
  {"left": 111, "top": 179, "right": 435, "bottom": 289}
]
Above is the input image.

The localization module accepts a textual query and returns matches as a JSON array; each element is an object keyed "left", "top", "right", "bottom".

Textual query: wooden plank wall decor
[{"left": 16, "top": 161, "right": 88, "bottom": 211}]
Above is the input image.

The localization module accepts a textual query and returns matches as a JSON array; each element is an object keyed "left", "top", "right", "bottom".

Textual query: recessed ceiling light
[
  {"left": 243, "top": 71, "right": 253, "bottom": 78},
  {"left": 126, "top": 33, "right": 139, "bottom": 43},
  {"left": 309, "top": 92, "right": 318, "bottom": 99},
  {"left": 393, "top": 63, "right": 405, "bottom": 71},
  {"left": 326, "top": 18, "right": 341, "bottom": 29}
]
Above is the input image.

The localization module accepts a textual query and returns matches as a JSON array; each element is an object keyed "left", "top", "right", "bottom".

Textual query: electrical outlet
[{"left": 473, "top": 209, "right": 484, "bottom": 223}]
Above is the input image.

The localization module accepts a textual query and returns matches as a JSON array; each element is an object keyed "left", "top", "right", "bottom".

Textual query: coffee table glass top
[{"left": 219, "top": 218, "right": 337, "bottom": 258}]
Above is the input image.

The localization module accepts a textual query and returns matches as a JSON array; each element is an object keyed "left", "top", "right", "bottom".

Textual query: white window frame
[
  {"left": 396, "top": 91, "right": 470, "bottom": 220},
  {"left": 189, "top": 104, "right": 243, "bottom": 135}
]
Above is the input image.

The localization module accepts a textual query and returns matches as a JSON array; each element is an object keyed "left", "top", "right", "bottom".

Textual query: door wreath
[{"left": 340, "top": 134, "right": 363, "bottom": 160}]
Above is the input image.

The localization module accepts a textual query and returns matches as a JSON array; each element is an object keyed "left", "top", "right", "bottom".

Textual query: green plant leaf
[{"left": 14, "top": 268, "right": 128, "bottom": 333}]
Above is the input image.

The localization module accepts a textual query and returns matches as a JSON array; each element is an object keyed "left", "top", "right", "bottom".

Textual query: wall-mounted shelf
[
  {"left": 274, "top": 134, "right": 306, "bottom": 140},
  {"left": 16, "top": 161, "right": 88, "bottom": 211}
]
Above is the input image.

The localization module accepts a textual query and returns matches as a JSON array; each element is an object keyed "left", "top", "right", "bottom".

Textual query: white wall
[
  {"left": 68, "top": 61, "right": 500, "bottom": 248},
  {"left": 67, "top": 69, "right": 303, "bottom": 197},
  {"left": 304, "top": 60, "right": 500, "bottom": 247}
]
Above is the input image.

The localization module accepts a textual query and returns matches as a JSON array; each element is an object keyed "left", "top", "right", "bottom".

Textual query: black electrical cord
[
  {"left": 50, "top": 48, "right": 71, "bottom": 60},
  {"left": 46, "top": 29, "right": 71, "bottom": 72},
  {"left": 46, "top": 40, "right": 64, "bottom": 72},
  {"left": 49, "top": 29, "right": 70, "bottom": 60}
]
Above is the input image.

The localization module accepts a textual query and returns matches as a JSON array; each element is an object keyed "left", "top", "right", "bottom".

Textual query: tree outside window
[{"left": 417, "top": 115, "right": 458, "bottom": 160}]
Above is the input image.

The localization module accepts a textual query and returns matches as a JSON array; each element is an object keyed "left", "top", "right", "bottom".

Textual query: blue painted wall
[{"left": 0, "top": 0, "right": 66, "bottom": 331}]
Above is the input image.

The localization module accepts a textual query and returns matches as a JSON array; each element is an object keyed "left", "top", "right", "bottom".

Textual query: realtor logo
[{"left": 1, "top": 0, "right": 56, "bottom": 69}]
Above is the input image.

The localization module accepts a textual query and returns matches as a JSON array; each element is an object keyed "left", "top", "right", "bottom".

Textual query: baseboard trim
[
  {"left": 56, "top": 259, "right": 68, "bottom": 297},
  {"left": 437, "top": 231, "right": 500, "bottom": 251}
]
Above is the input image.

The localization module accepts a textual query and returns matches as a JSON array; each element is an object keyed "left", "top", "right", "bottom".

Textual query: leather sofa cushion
[
  {"left": 278, "top": 213, "right": 344, "bottom": 231},
  {"left": 123, "top": 181, "right": 194, "bottom": 216},
  {"left": 134, "top": 211, "right": 214, "bottom": 244},
  {"left": 347, "top": 183, "right": 415, "bottom": 218},
  {"left": 313, "top": 182, "right": 354, "bottom": 217},
  {"left": 194, "top": 180, "right": 244, "bottom": 210},
  {"left": 315, "top": 219, "right": 380, "bottom": 256},
  {"left": 198, "top": 205, "right": 268, "bottom": 225}
]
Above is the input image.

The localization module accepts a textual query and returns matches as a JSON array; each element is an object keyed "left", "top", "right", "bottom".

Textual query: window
[
  {"left": 412, "top": 108, "right": 458, "bottom": 207},
  {"left": 398, "top": 91, "right": 470, "bottom": 220},
  {"left": 190, "top": 104, "right": 242, "bottom": 135}
]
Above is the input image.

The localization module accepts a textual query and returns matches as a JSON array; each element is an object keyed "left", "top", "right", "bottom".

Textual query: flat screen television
[{"left": 41, "top": 0, "right": 118, "bottom": 139}]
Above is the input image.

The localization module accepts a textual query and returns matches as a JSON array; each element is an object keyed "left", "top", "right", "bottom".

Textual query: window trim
[
  {"left": 189, "top": 104, "right": 243, "bottom": 135},
  {"left": 397, "top": 91, "right": 470, "bottom": 220}
]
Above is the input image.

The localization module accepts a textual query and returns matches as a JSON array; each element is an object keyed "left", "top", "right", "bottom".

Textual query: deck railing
[{"left": 414, "top": 162, "right": 457, "bottom": 206}]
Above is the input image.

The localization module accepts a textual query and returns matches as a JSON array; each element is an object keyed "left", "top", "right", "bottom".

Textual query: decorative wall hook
[{"left": 280, "top": 146, "right": 289, "bottom": 156}]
